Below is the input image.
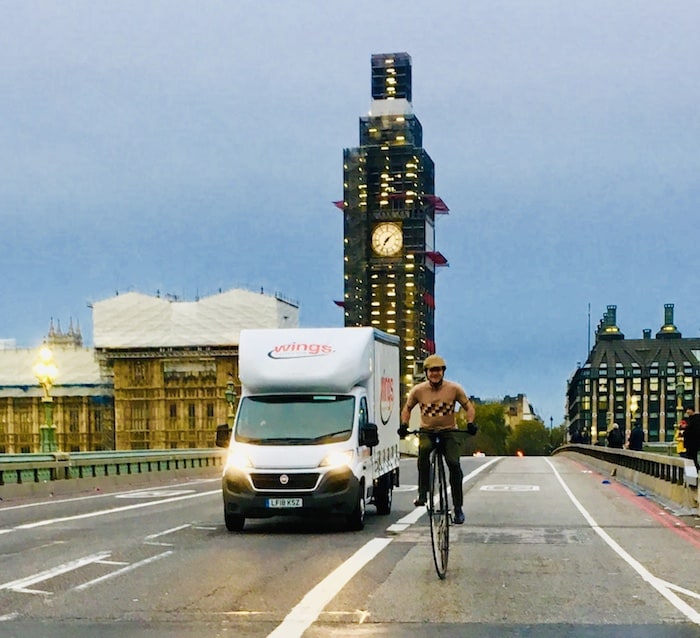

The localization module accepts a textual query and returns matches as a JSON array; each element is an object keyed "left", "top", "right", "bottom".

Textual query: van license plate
[{"left": 267, "top": 498, "right": 302, "bottom": 508}]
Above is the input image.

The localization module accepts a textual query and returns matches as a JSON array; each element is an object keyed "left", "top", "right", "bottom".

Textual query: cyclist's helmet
[{"left": 423, "top": 354, "right": 446, "bottom": 371}]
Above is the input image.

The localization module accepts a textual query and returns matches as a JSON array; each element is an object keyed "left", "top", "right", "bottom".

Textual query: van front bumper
[{"left": 222, "top": 466, "right": 360, "bottom": 519}]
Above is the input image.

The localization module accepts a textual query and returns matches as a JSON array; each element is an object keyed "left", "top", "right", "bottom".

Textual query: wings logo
[
  {"left": 267, "top": 342, "right": 334, "bottom": 359},
  {"left": 379, "top": 375, "right": 394, "bottom": 425}
]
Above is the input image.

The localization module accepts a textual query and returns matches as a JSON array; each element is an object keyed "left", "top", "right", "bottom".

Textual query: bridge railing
[
  {"left": 0, "top": 449, "right": 225, "bottom": 497},
  {"left": 553, "top": 444, "right": 698, "bottom": 511}
]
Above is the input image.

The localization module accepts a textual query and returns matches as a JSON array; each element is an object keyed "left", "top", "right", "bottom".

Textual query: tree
[
  {"left": 457, "top": 401, "right": 509, "bottom": 456},
  {"left": 506, "top": 419, "right": 550, "bottom": 456},
  {"left": 549, "top": 423, "right": 567, "bottom": 450}
]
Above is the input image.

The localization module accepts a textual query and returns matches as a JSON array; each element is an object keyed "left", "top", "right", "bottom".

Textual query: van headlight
[
  {"left": 319, "top": 450, "right": 354, "bottom": 469},
  {"left": 224, "top": 450, "right": 254, "bottom": 472}
]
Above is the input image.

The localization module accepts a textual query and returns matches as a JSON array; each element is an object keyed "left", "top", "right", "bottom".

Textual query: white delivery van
[{"left": 216, "top": 327, "right": 401, "bottom": 531}]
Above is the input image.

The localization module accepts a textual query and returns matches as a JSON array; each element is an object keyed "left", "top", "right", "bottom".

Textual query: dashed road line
[{"left": 72, "top": 550, "right": 173, "bottom": 592}]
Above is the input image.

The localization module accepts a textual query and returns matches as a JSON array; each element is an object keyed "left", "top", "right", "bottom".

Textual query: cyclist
[{"left": 398, "top": 354, "right": 477, "bottom": 524}]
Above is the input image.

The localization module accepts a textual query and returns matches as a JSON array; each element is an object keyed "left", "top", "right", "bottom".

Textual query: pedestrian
[
  {"left": 607, "top": 422, "right": 624, "bottom": 449},
  {"left": 675, "top": 419, "right": 687, "bottom": 458},
  {"left": 628, "top": 422, "right": 644, "bottom": 451},
  {"left": 683, "top": 408, "right": 700, "bottom": 471}
]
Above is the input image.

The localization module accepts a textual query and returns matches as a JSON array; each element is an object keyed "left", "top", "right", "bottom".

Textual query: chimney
[{"left": 656, "top": 303, "right": 681, "bottom": 339}]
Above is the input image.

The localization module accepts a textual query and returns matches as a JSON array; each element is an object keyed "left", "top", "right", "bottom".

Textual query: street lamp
[
  {"left": 676, "top": 371, "right": 685, "bottom": 431},
  {"left": 630, "top": 395, "right": 639, "bottom": 427},
  {"left": 33, "top": 345, "right": 58, "bottom": 453},
  {"left": 225, "top": 372, "right": 237, "bottom": 429}
]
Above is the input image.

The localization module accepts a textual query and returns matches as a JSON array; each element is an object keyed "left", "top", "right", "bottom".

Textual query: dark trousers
[{"left": 417, "top": 430, "right": 463, "bottom": 508}]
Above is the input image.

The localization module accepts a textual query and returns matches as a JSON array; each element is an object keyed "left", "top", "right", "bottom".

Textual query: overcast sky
[{"left": 2, "top": 1, "right": 699, "bottom": 424}]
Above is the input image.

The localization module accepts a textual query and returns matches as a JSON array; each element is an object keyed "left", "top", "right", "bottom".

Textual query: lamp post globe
[{"left": 33, "top": 344, "right": 58, "bottom": 453}]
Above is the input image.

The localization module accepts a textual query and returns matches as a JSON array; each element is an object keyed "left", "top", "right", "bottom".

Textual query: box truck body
[{"left": 218, "top": 327, "right": 401, "bottom": 531}]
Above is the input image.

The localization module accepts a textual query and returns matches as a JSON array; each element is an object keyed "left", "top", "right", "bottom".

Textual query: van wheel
[
  {"left": 347, "top": 484, "right": 365, "bottom": 531},
  {"left": 224, "top": 509, "right": 245, "bottom": 532},
  {"left": 374, "top": 475, "right": 393, "bottom": 515}
]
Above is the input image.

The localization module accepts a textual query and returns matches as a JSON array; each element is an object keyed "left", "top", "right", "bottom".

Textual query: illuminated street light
[
  {"left": 630, "top": 394, "right": 639, "bottom": 426},
  {"left": 33, "top": 345, "right": 58, "bottom": 453}
]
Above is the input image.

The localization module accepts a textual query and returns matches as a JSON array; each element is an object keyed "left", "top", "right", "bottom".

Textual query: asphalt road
[{"left": 0, "top": 454, "right": 698, "bottom": 637}]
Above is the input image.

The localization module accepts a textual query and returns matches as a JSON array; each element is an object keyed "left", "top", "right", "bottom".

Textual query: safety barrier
[
  {"left": 0, "top": 449, "right": 226, "bottom": 499},
  {"left": 553, "top": 444, "right": 698, "bottom": 512}
]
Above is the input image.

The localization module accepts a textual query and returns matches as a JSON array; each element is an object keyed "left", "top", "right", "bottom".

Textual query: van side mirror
[
  {"left": 360, "top": 422, "right": 379, "bottom": 448},
  {"left": 215, "top": 424, "right": 232, "bottom": 448}
]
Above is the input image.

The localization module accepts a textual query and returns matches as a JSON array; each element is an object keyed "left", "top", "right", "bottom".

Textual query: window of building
[
  {"left": 133, "top": 362, "right": 146, "bottom": 386},
  {"left": 93, "top": 410, "right": 103, "bottom": 433},
  {"left": 188, "top": 404, "right": 196, "bottom": 429},
  {"left": 132, "top": 403, "right": 149, "bottom": 431},
  {"left": 69, "top": 408, "right": 79, "bottom": 434}
]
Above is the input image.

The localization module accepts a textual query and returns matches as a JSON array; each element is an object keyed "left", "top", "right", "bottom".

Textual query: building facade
[
  {"left": 0, "top": 289, "right": 298, "bottom": 453},
  {"left": 339, "top": 52, "right": 449, "bottom": 402},
  {"left": 502, "top": 394, "right": 539, "bottom": 428},
  {"left": 0, "top": 324, "right": 114, "bottom": 454},
  {"left": 567, "top": 304, "right": 700, "bottom": 445}
]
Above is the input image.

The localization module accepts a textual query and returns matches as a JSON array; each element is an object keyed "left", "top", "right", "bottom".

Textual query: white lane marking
[
  {"left": 0, "top": 552, "right": 112, "bottom": 595},
  {"left": 115, "top": 489, "right": 195, "bottom": 499},
  {"left": 271, "top": 457, "right": 500, "bottom": 634},
  {"left": 12, "top": 490, "right": 220, "bottom": 530},
  {"left": 0, "top": 478, "right": 220, "bottom": 512},
  {"left": 480, "top": 484, "right": 540, "bottom": 492},
  {"left": 545, "top": 458, "right": 700, "bottom": 625},
  {"left": 0, "top": 613, "right": 20, "bottom": 621},
  {"left": 143, "top": 523, "right": 192, "bottom": 546},
  {"left": 388, "top": 458, "right": 498, "bottom": 533},
  {"left": 463, "top": 458, "right": 500, "bottom": 482},
  {"left": 387, "top": 507, "right": 425, "bottom": 533},
  {"left": 144, "top": 524, "right": 191, "bottom": 540},
  {"left": 267, "top": 538, "right": 391, "bottom": 638},
  {"left": 657, "top": 579, "right": 700, "bottom": 601},
  {"left": 72, "top": 550, "right": 173, "bottom": 592}
]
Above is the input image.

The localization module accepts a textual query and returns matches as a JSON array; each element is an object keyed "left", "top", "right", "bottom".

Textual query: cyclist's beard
[{"left": 429, "top": 378, "right": 443, "bottom": 390}]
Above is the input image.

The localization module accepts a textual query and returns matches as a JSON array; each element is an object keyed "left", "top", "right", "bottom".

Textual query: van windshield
[{"left": 234, "top": 395, "right": 355, "bottom": 445}]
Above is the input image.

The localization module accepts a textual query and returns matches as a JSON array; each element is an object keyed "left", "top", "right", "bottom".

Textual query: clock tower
[{"left": 337, "top": 52, "right": 449, "bottom": 401}]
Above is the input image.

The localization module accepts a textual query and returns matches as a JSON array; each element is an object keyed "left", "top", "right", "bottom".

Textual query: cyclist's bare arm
[
  {"left": 400, "top": 398, "right": 416, "bottom": 425},
  {"left": 457, "top": 391, "right": 476, "bottom": 424}
]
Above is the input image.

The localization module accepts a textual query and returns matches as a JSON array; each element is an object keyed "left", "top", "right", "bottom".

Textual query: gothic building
[
  {"left": 567, "top": 304, "right": 700, "bottom": 445},
  {"left": 0, "top": 289, "right": 297, "bottom": 453}
]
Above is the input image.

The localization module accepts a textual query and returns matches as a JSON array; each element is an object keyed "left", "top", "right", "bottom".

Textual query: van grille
[{"left": 249, "top": 472, "right": 319, "bottom": 491}]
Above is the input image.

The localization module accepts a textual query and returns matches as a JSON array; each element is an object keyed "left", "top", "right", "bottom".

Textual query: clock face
[{"left": 371, "top": 222, "right": 403, "bottom": 256}]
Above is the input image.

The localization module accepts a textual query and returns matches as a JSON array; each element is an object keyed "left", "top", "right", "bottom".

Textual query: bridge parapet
[
  {"left": 554, "top": 444, "right": 698, "bottom": 513},
  {"left": 0, "top": 449, "right": 225, "bottom": 499}
]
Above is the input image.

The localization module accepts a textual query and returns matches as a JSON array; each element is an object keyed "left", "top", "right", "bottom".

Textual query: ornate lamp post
[
  {"left": 630, "top": 395, "right": 639, "bottom": 428},
  {"left": 225, "top": 372, "right": 237, "bottom": 430},
  {"left": 675, "top": 371, "right": 685, "bottom": 432},
  {"left": 33, "top": 345, "right": 58, "bottom": 453}
]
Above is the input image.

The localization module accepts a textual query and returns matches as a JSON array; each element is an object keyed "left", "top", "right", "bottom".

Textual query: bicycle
[{"left": 406, "top": 429, "right": 454, "bottom": 579}]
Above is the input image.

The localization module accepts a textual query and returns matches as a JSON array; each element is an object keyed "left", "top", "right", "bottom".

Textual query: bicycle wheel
[{"left": 428, "top": 448, "right": 450, "bottom": 579}]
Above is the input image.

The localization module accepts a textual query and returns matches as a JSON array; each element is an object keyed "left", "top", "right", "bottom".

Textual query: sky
[{"left": 2, "top": 1, "right": 699, "bottom": 425}]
